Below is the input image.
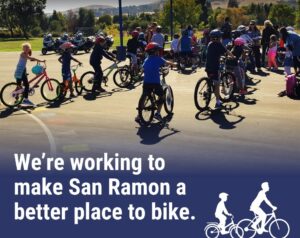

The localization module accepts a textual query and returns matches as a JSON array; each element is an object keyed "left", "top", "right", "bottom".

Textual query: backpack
[{"left": 286, "top": 74, "right": 297, "bottom": 98}]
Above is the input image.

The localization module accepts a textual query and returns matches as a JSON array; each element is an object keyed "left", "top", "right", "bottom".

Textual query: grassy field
[{"left": 0, "top": 36, "right": 129, "bottom": 52}]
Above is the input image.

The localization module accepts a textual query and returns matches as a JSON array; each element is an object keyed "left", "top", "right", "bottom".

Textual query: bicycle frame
[
  {"left": 250, "top": 211, "right": 277, "bottom": 230},
  {"left": 103, "top": 62, "right": 118, "bottom": 78}
]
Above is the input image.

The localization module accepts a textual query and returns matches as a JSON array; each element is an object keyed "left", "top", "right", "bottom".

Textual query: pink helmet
[
  {"left": 60, "top": 42, "right": 75, "bottom": 50},
  {"left": 234, "top": 37, "right": 246, "bottom": 46}
]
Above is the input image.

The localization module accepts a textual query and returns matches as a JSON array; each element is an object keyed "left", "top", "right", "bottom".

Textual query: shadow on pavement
[
  {"left": 136, "top": 115, "right": 180, "bottom": 145},
  {"left": 195, "top": 103, "right": 245, "bottom": 130}
]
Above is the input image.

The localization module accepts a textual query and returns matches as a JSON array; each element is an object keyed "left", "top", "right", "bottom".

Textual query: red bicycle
[{"left": 0, "top": 62, "right": 61, "bottom": 108}]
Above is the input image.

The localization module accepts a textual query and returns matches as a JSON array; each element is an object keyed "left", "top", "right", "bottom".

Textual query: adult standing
[
  {"left": 247, "top": 20, "right": 262, "bottom": 71},
  {"left": 261, "top": 20, "right": 278, "bottom": 67},
  {"left": 151, "top": 26, "right": 165, "bottom": 56},
  {"left": 220, "top": 17, "right": 232, "bottom": 46},
  {"left": 280, "top": 27, "right": 300, "bottom": 75}
]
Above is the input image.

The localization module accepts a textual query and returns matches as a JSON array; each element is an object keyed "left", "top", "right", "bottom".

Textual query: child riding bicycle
[
  {"left": 135, "top": 42, "right": 175, "bottom": 123},
  {"left": 215, "top": 192, "right": 233, "bottom": 235},
  {"left": 58, "top": 42, "right": 82, "bottom": 98},
  {"left": 14, "top": 43, "right": 45, "bottom": 107},
  {"left": 90, "top": 34, "right": 116, "bottom": 93},
  {"left": 205, "top": 29, "right": 235, "bottom": 109}
]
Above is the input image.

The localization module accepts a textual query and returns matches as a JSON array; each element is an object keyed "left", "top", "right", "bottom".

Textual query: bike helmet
[
  {"left": 286, "top": 26, "right": 295, "bottom": 32},
  {"left": 219, "top": 192, "right": 229, "bottom": 200},
  {"left": 234, "top": 37, "right": 246, "bottom": 46},
  {"left": 209, "top": 29, "right": 222, "bottom": 39},
  {"left": 145, "top": 42, "right": 162, "bottom": 53},
  {"left": 95, "top": 35, "right": 106, "bottom": 44},
  {"left": 131, "top": 30, "right": 139, "bottom": 38},
  {"left": 105, "top": 36, "right": 114, "bottom": 48},
  {"left": 237, "top": 25, "right": 247, "bottom": 34},
  {"left": 60, "top": 42, "right": 75, "bottom": 50},
  {"left": 32, "top": 64, "right": 44, "bottom": 75}
]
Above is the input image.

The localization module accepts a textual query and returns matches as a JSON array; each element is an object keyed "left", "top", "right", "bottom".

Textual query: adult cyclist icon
[
  {"left": 215, "top": 192, "right": 232, "bottom": 235},
  {"left": 250, "top": 182, "right": 277, "bottom": 234}
]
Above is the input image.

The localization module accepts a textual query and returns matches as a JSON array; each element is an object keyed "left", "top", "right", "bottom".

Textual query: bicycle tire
[
  {"left": 163, "top": 86, "right": 174, "bottom": 114},
  {"left": 229, "top": 225, "right": 244, "bottom": 238},
  {"left": 194, "top": 77, "right": 211, "bottom": 111},
  {"left": 80, "top": 71, "right": 95, "bottom": 92},
  {"left": 138, "top": 94, "right": 155, "bottom": 126},
  {"left": 220, "top": 72, "right": 235, "bottom": 102},
  {"left": 269, "top": 219, "right": 290, "bottom": 238},
  {"left": 113, "top": 68, "right": 131, "bottom": 88},
  {"left": 204, "top": 225, "right": 220, "bottom": 238},
  {"left": 74, "top": 80, "right": 84, "bottom": 95},
  {"left": 236, "top": 219, "right": 256, "bottom": 238},
  {"left": 0, "top": 82, "right": 24, "bottom": 108},
  {"left": 40, "top": 79, "right": 61, "bottom": 102}
]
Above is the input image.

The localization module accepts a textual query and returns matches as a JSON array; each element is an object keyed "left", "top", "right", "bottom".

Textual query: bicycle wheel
[
  {"left": 75, "top": 80, "right": 84, "bottom": 95},
  {"left": 163, "top": 86, "right": 174, "bottom": 114},
  {"left": 138, "top": 94, "right": 155, "bottom": 126},
  {"left": 0, "top": 82, "right": 24, "bottom": 108},
  {"left": 269, "top": 219, "right": 290, "bottom": 238},
  {"left": 229, "top": 225, "right": 244, "bottom": 238},
  {"left": 80, "top": 71, "right": 95, "bottom": 92},
  {"left": 194, "top": 77, "right": 211, "bottom": 111},
  {"left": 237, "top": 219, "right": 256, "bottom": 238},
  {"left": 40, "top": 79, "right": 61, "bottom": 102},
  {"left": 220, "top": 72, "right": 235, "bottom": 102},
  {"left": 205, "top": 225, "right": 220, "bottom": 238},
  {"left": 113, "top": 68, "right": 131, "bottom": 88}
]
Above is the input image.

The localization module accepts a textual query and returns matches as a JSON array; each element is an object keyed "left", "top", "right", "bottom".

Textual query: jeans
[{"left": 91, "top": 64, "right": 103, "bottom": 90}]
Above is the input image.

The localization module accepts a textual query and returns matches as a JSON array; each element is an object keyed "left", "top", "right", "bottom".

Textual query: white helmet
[
  {"left": 286, "top": 26, "right": 295, "bottom": 32},
  {"left": 219, "top": 192, "right": 229, "bottom": 200},
  {"left": 237, "top": 25, "right": 247, "bottom": 34}
]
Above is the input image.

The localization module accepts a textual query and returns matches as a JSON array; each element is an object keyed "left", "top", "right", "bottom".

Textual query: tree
[
  {"left": 296, "top": 0, "right": 300, "bottom": 28},
  {"left": 5, "top": 0, "right": 46, "bottom": 38},
  {"left": 0, "top": 0, "right": 17, "bottom": 37},
  {"left": 269, "top": 3, "right": 295, "bottom": 27},
  {"left": 78, "top": 8, "right": 95, "bottom": 27},
  {"left": 196, "top": 0, "right": 212, "bottom": 24},
  {"left": 227, "top": 0, "right": 239, "bottom": 8},
  {"left": 98, "top": 15, "right": 112, "bottom": 26},
  {"left": 160, "top": 0, "right": 202, "bottom": 31},
  {"left": 66, "top": 10, "right": 78, "bottom": 33}
]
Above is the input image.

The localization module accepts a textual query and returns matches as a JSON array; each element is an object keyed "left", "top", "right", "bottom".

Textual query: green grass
[
  {"left": 0, "top": 36, "right": 130, "bottom": 52},
  {"left": 0, "top": 38, "right": 43, "bottom": 52}
]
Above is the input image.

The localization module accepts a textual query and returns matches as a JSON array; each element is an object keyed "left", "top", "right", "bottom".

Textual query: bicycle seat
[{"left": 206, "top": 222, "right": 218, "bottom": 225}]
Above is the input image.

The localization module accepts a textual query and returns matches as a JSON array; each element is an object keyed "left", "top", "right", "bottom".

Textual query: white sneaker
[{"left": 22, "top": 99, "right": 36, "bottom": 107}]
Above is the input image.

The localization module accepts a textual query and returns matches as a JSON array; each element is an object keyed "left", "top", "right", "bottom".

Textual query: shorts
[
  {"left": 293, "top": 56, "right": 300, "bottom": 68},
  {"left": 143, "top": 83, "right": 164, "bottom": 104},
  {"left": 206, "top": 71, "right": 219, "bottom": 83},
  {"left": 62, "top": 70, "right": 71, "bottom": 81},
  {"left": 127, "top": 52, "right": 137, "bottom": 65}
]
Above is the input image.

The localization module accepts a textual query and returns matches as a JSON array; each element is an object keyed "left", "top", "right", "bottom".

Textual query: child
[
  {"left": 127, "top": 31, "right": 140, "bottom": 73},
  {"left": 14, "top": 43, "right": 45, "bottom": 106},
  {"left": 90, "top": 35, "right": 116, "bottom": 93},
  {"left": 284, "top": 45, "right": 293, "bottom": 76},
  {"left": 136, "top": 42, "right": 175, "bottom": 122},
  {"left": 215, "top": 192, "right": 232, "bottom": 235},
  {"left": 231, "top": 37, "right": 248, "bottom": 95},
  {"left": 58, "top": 42, "right": 82, "bottom": 98},
  {"left": 205, "top": 29, "right": 235, "bottom": 109},
  {"left": 267, "top": 35, "right": 278, "bottom": 71},
  {"left": 170, "top": 34, "right": 180, "bottom": 60}
]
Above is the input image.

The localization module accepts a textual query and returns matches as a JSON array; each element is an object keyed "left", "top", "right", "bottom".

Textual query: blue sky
[{"left": 45, "top": 0, "right": 160, "bottom": 12}]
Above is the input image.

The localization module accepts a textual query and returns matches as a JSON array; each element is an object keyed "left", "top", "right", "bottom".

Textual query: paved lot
[{"left": 0, "top": 51, "right": 299, "bottom": 174}]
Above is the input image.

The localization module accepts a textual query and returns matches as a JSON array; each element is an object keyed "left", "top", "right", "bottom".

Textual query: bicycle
[
  {"left": 194, "top": 57, "right": 236, "bottom": 111},
  {"left": 0, "top": 62, "right": 61, "bottom": 108},
  {"left": 236, "top": 210, "right": 290, "bottom": 238},
  {"left": 137, "top": 66, "right": 174, "bottom": 126},
  {"left": 79, "top": 62, "right": 131, "bottom": 92},
  {"left": 60, "top": 64, "right": 83, "bottom": 97},
  {"left": 204, "top": 215, "right": 244, "bottom": 238}
]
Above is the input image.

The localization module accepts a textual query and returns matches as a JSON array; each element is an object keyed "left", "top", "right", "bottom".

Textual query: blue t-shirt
[
  {"left": 143, "top": 56, "right": 166, "bottom": 84},
  {"left": 286, "top": 32, "right": 300, "bottom": 56},
  {"left": 181, "top": 35, "right": 192, "bottom": 52},
  {"left": 61, "top": 52, "right": 72, "bottom": 72}
]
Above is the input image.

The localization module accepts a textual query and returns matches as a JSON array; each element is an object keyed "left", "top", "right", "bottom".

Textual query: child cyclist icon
[{"left": 215, "top": 192, "right": 233, "bottom": 235}]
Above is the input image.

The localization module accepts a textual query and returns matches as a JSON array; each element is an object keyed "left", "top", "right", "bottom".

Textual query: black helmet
[
  {"left": 105, "top": 36, "right": 114, "bottom": 48},
  {"left": 210, "top": 29, "right": 222, "bottom": 39}
]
